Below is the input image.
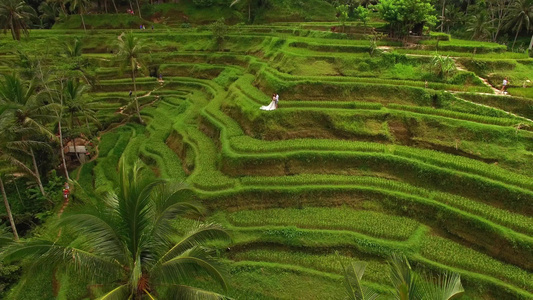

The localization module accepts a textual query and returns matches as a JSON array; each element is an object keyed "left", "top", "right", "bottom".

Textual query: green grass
[
  {"left": 230, "top": 248, "right": 391, "bottom": 286},
  {"left": 221, "top": 207, "right": 420, "bottom": 240},
  {"left": 420, "top": 235, "right": 533, "bottom": 293},
  {"left": 421, "top": 38, "right": 507, "bottom": 53}
]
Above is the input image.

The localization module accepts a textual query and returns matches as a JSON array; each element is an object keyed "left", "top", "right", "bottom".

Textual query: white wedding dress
[{"left": 260, "top": 100, "right": 277, "bottom": 111}]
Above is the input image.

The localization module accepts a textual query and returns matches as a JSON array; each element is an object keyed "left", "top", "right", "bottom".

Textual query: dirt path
[
  {"left": 402, "top": 52, "right": 502, "bottom": 95},
  {"left": 399, "top": 53, "right": 530, "bottom": 126},
  {"left": 454, "top": 60, "right": 502, "bottom": 95}
]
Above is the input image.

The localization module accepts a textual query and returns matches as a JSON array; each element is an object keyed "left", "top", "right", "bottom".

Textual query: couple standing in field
[{"left": 260, "top": 93, "right": 279, "bottom": 111}]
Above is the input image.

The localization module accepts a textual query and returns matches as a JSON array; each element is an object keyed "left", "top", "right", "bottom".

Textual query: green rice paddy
[{"left": 2, "top": 19, "right": 533, "bottom": 299}]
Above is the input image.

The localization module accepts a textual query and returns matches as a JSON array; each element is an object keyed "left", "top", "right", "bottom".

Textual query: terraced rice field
[{"left": 2, "top": 26, "right": 533, "bottom": 299}]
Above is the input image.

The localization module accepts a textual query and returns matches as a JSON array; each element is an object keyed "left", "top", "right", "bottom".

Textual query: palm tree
[
  {"left": 504, "top": 0, "right": 533, "bottom": 51},
  {"left": 431, "top": 55, "right": 456, "bottom": 80},
  {"left": 0, "top": 74, "right": 57, "bottom": 196},
  {"left": 466, "top": 10, "right": 494, "bottom": 40},
  {"left": 63, "top": 79, "right": 96, "bottom": 133},
  {"left": 388, "top": 253, "right": 464, "bottom": 300},
  {"left": 64, "top": 37, "right": 84, "bottom": 58},
  {"left": 62, "top": 79, "right": 97, "bottom": 164},
  {"left": 1, "top": 158, "right": 231, "bottom": 299},
  {"left": 65, "top": 0, "right": 90, "bottom": 31},
  {"left": 37, "top": 1, "right": 60, "bottom": 29},
  {"left": 116, "top": 32, "right": 147, "bottom": 124},
  {"left": 230, "top": 0, "right": 268, "bottom": 23},
  {"left": 0, "top": 0, "right": 35, "bottom": 40}
]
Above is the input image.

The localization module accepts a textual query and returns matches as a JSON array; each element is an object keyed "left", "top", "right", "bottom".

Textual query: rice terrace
[{"left": 0, "top": 0, "right": 532, "bottom": 299}]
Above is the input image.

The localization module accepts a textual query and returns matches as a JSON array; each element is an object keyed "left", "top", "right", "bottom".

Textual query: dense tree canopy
[
  {"left": 0, "top": 0, "right": 35, "bottom": 40},
  {"left": 375, "top": 0, "right": 437, "bottom": 37}
]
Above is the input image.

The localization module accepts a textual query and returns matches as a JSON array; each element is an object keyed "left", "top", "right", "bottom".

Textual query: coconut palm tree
[
  {"left": 431, "top": 55, "right": 456, "bottom": 80},
  {"left": 64, "top": 37, "right": 84, "bottom": 58},
  {"left": 504, "top": 0, "right": 533, "bottom": 51},
  {"left": 116, "top": 31, "right": 147, "bottom": 124},
  {"left": 65, "top": 0, "right": 90, "bottom": 31},
  {"left": 0, "top": 158, "right": 231, "bottom": 299},
  {"left": 466, "top": 10, "right": 494, "bottom": 40},
  {"left": 0, "top": 0, "right": 35, "bottom": 40},
  {"left": 230, "top": 0, "right": 268, "bottom": 23},
  {"left": 62, "top": 78, "right": 97, "bottom": 165},
  {"left": 62, "top": 79, "right": 96, "bottom": 135},
  {"left": 0, "top": 74, "right": 57, "bottom": 196}
]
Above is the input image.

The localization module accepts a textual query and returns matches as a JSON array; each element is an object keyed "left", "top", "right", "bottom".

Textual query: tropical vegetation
[{"left": 0, "top": 0, "right": 532, "bottom": 299}]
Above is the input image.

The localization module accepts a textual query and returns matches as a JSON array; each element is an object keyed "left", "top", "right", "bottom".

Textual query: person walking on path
[
  {"left": 275, "top": 93, "right": 279, "bottom": 109},
  {"left": 501, "top": 77, "right": 509, "bottom": 94},
  {"left": 62, "top": 182, "right": 70, "bottom": 201}
]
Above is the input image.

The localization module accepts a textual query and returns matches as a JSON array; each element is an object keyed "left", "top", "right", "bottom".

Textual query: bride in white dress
[{"left": 260, "top": 94, "right": 277, "bottom": 111}]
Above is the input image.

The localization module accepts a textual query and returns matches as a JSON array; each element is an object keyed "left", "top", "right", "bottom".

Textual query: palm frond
[
  {"left": 153, "top": 182, "right": 202, "bottom": 216},
  {"left": 153, "top": 246, "right": 228, "bottom": 291},
  {"left": 229, "top": 0, "right": 241, "bottom": 7},
  {"left": 389, "top": 253, "right": 419, "bottom": 300},
  {"left": 0, "top": 231, "right": 15, "bottom": 248},
  {"left": 361, "top": 287, "right": 381, "bottom": 300},
  {"left": 150, "top": 183, "right": 205, "bottom": 245},
  {"left": 20, "top": 117, "right": 56, "bottom": 139},
  {"left": 7, "top": 140, "right": 52, "bottom": 153},
  {"left": 1, "top": 240, "right": 123, "bottom": 281},
  {"left": 145, "top": 289, "right": 157, "bottom": 300},
  {"left": 58, "top": 213, "right": 126, "bottom": 262},
  {"left": 156, "top": 223, "right": 230, "bottom": 266},
  {"left": 117, "top": 159, "right": 162, "bottom": 257},
  {"left": 419, "top": 271, "right": 464, "bottom": 300},
  {"left": 0, "top": 153, "right": 35, "bottom": 176},
  {"left": 97, "top": 284, "right": 130, "bottom": 300},
  {"left": 342, "top": 261, "right": 367, "bottom": 300}
]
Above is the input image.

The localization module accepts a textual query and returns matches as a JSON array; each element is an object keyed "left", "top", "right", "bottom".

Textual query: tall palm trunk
[
  {"left": 132, "top": 62, "right": 143, "bottom": 123},
  {"left": 441, "top": 0, "right": 446, "bottom": 32},
  {"left": 10, "top": 22, "right": 20, "bottom": 41},
  {"left": 80, "top": 8, "right": 87, "bottom": 31},
  {"left": 0, "top": 177, "right": 19, "bottom": 241},
  {"left": 136, "top": 0, "right": 142, "bottom": 18},
  {"left": 58, "top": 118, "right": 70, "bottom": 180},
  {"left": 111, "top": 0, "right": 118, "bottom": 13},
  {"left": 60, "top": 2, "right": 67, "bottom": 15},
  {"left": 511, "top": 19, "right": 523, "bottom": 51},
  {"left": 104, "top": 0, "right": 108, "bottom": 13},
  {"left": 30, "top": 148, "right": 46, "bottom": 196}
]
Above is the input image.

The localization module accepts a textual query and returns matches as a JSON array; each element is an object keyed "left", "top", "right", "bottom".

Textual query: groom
[{"left": 275, "top": 93, "right": 279, "bottom": 109}]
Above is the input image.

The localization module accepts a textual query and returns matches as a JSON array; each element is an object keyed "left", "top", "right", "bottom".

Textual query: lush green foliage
[
  {"left": 1, "top": 159, "right": 231, "bottom": 299},
  {"left": 1, "top": 6, "right": 533, "bottom": 299},
  {"left": 375, "top": 0, "right": 437, "bottom": 37}
]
